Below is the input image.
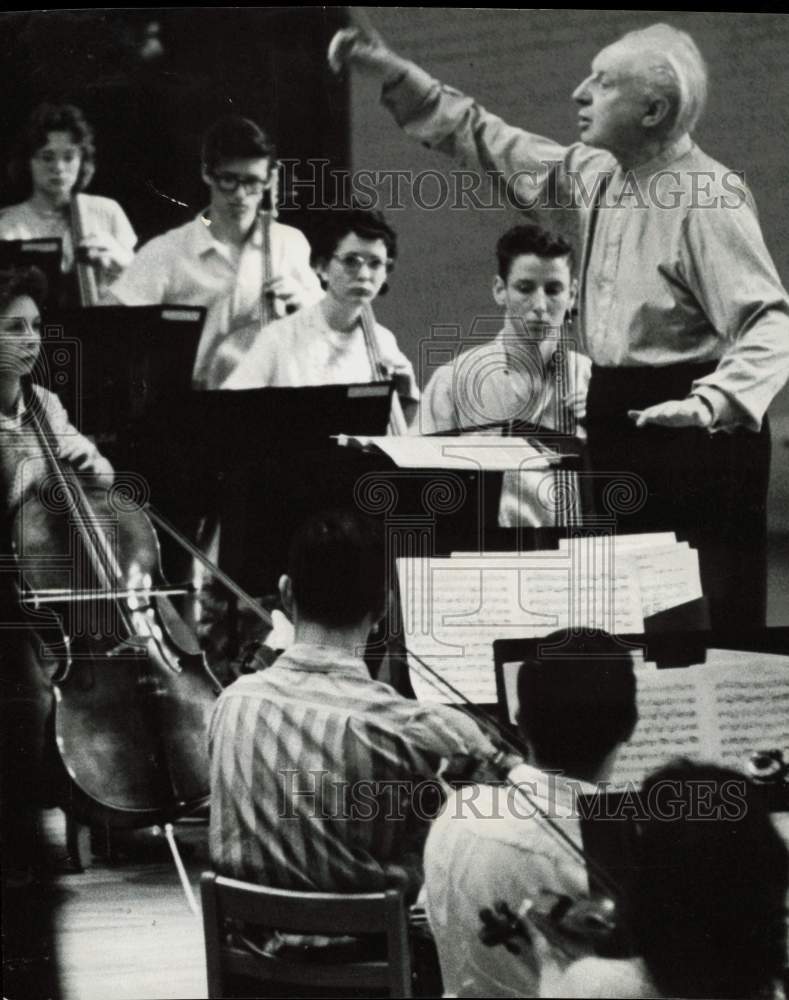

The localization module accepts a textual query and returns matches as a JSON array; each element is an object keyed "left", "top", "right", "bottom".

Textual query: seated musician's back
[
  {"left": 423, "top": 632, "right": 637, "bottom": 997},
  {"left": 208, "top": 508, "right": 494, "bottom": 896}
]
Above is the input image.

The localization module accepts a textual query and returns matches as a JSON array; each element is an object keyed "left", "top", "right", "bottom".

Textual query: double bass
[{"left": 10, "top": 378, "right": 234, "bottom": 831}]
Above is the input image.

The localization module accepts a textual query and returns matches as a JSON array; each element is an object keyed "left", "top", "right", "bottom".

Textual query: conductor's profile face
[
  {"left": 493, "top": 253, "right": 574, "bottom": 337},
  {"left": 203, "top": 156, "right": 272, "bottom": 229},
  {"left": 30, "top": 130, "right": 82, "bottom": 202},
  {"left": 0, "top": 296, "right": 42, "bottom": 380},
  {"left": 572, "top": 41, "right": 652, "bottom": 155}
]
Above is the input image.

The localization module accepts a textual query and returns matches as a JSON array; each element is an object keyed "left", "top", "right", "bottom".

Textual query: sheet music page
[
  {"left": 557, "top": 535, "right": 700, "bottom": 618},
  {"left": 352, "top": 436, "right": 560, "bottom": 471},
  {"left": 558, "top": 532, "right": 677, "bottom": 551},
  {"left": 630, "top": 543, "right": 702, "bottom": 618},
  {"left": 609, "top": 665, "right": 716, "bottom": 789},
  {"left": 709, "top": 654, "right": 789, "bottom": 769},
  {"left": 608, "top": 650, "right": 789, "bottom": 788},
  {"left": 397, "top": 552, "right": 643, "bottom": 704}
]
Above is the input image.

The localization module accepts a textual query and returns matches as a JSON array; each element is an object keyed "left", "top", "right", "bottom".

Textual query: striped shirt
[{"left": 208, "top": 642, "right": 494, "bottom": 893}]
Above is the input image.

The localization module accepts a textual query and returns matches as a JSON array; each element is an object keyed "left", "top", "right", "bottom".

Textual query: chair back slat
[{"left": 200, "top": 872, "right": 413, "bottom": 998}]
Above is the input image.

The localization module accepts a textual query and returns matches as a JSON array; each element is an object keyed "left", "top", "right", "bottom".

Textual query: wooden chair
[{"left": 200, "top": 872, "right": 413, "bottom": 998}]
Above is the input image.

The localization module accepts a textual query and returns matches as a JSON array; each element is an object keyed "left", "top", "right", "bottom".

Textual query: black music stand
[
  {"left": 0, "top": 238, "right": 63, "bottom": 305},
  {"left": 36, "top": 304, "right": 205, "bottom": 469},
  {"left": 180, "top": 383, "right": 392, "bottom": 595}
]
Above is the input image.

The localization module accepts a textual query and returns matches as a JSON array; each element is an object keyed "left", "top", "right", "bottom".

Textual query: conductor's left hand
[{"left": 628, "top": 396, "right": 713, "bottom": 429}]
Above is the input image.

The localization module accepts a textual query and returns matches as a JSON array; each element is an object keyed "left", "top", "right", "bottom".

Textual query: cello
[{"left": 10, "top": 378, "right": 227, "bottom": 831}]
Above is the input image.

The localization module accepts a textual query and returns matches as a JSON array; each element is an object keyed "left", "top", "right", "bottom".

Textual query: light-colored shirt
[
  {"left": 0, "top": 194, "right": 136, "bottom": 282},
  {"left": 111, "top": 213, "right": 323, "bottom": 390},
  {"left": 417, "top": 331, "right": 590, "bottom": 526},
  {"left": 208, "top": 641, "right": 494, "bottom": 894},
  {"left": 423, "top": 763, "right": 594, "bottom": 998},
  {"left": 0, "top": 384, "right": 113, "bottom": 512},
  {"left": 222, "top": 300, "right": 419, "bottom": 405},
  {"left": 543, "top": 956, "right": 661, "bottom": 999},
  {"left": 382, "top": 66, "right": 789, "bottom": 431}
]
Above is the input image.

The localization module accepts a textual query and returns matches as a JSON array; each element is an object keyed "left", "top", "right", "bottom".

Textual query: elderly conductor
[{"left": 331, "top": 21, "right": 789, "bottom": 626}]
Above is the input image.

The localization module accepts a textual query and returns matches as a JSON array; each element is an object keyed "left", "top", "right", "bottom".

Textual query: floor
[{"left": 3, "top": 813, "right": 210, "bottom": 1000}]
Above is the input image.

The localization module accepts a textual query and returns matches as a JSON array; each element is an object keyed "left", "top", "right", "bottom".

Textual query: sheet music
[
  {"left": 712, "top": 659, "right": 789, "bottom": 769},
  {"left": 558, "top": 532, "right": 677, "bottom": 551},
  {"left": 338, "top": 435, "right": 560, "bottom": 471},
  {"left": 557, "top": 534, "right": 701, "bottom": 619},
  {"left": 630, "top": 543, "right": 702, "bottom": 618},
  {"left": 610, "top": 667, "right": 713, "bottom": 788},
  {"left": 398, "top": 552, "right": 644, "bottom": 704},
  {"left": 609, "top": 651, "right": 789, "bottom": 788}
]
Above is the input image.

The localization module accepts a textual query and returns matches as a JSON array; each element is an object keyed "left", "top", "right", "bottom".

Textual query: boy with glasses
[
  {"left": 110, "top": 114, "right": 321, "bottom": 390},
  {"left": 223, "top": 207, "right": 418, "bottom": 424}
]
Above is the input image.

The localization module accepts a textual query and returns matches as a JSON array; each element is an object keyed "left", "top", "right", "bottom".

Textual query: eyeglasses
[
  {"left": 332, "top": 253, "right": 392, "bottom": 274},
  {"left": 210, "top": 171, "right": 270, "bottom": 195}
]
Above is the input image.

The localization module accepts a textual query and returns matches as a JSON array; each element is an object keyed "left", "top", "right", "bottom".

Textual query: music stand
[
  {"left": 179, "top": 383, "right": 393, "bottom": 593},
  {"left": 36, "top": 304, "right": 205, "bottom": 468},
  {"left": 0, "top": 238, "right": 63, "bottom": 305}
]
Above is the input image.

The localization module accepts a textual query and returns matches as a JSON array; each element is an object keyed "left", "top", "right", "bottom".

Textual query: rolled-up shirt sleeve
[{"left": 401, "top": 703, "right": 496, "bottom": 767}]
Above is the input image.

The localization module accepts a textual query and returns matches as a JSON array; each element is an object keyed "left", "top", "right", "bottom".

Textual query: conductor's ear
[{"left": 642, "top": 95, "right": 671, "bottom": 131}]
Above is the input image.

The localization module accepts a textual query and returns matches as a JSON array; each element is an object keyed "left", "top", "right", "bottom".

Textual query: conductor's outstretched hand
[{"left": 328, "top": 26, "right": 406, "bottom": 82}]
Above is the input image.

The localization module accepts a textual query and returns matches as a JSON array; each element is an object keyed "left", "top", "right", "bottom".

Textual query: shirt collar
[
  {"left": 188, "top": 210, "right": 264, "bottom": 258},
  {"left": 508, "top": 760, "right": 598, "bottom": 811},
  {"left": 626, "top": 133, "right": 694, "bottom": 179},
  {"left": 275, "top": 642, "right": 372, "bottom": 680},
  {"left": 494, "top": 328, "right": 560, "bottom": 374}
]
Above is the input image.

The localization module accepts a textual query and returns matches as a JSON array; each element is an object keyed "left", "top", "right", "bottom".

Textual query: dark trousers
[{"left": 585, "top": 362, "right": 770, "bottom": 629}]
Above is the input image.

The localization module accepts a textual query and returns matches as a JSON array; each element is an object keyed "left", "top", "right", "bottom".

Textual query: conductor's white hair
[{"left": 620, "top": 24, "right": 708, "bottom": 137}]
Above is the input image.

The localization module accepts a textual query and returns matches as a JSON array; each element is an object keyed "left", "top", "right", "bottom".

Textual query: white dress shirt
[{"left": 111, "top": 213, "right": 323, "bottom": 389}]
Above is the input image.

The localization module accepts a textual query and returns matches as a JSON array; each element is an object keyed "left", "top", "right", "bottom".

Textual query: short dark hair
[
  {"left": 201, "top": 115, "right": 276, "bottom": 174},
  {"left": 287, "top": 509, "right": 387, "bottom": 628},
  {"left": 496, "top": 223, "right": 573, "bottom": 281},
  {"left": 633, "top": 759, "right": 788, "bottom": 999},
  {"left": 10, "top": 103, "right": 96, "bottom": 192},
  {"left": 516, "top": 630, "right": 637, "bottom": 771},
  {"left": 309, "top": 208, "right": 397, "bottom": 271},
  {"left": 0, "top": 266, "right": 48, "bottom": 313}
]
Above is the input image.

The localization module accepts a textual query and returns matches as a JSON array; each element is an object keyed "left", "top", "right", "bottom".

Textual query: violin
[
  {"left": 479, "top": 891, "right": 621, "bottom": 961},
  {"left": 407, "top": 646, "right": 632, "bottom": 962}
]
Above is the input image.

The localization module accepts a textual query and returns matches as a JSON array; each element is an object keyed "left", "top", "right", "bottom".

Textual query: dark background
[{"left": 0, "top": 8, "right": 350, "bottom": 244}]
